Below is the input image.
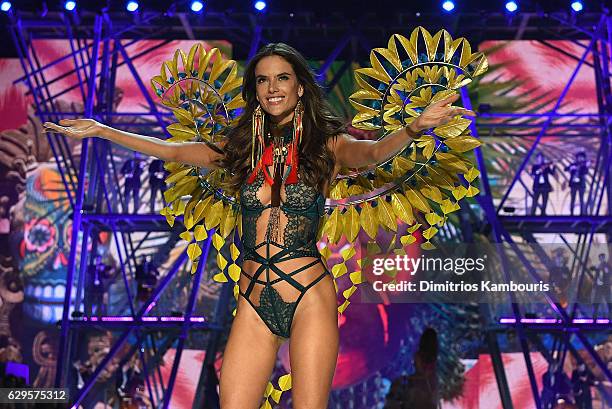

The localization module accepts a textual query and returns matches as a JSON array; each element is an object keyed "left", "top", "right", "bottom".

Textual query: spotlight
[
  {"left": 126, "top": 0, "right": 138, "bottom": 12},
  {"left": 505, "top": 1, "right": 518, "bottom": 12},
  {"left": 0, "top": 1, "right": 11, "bottom": 12},
  {"left": 190, "top": 0, "right": 204, "bottom": 13},
  {"left": 254, "top": 1, "right": 266, "bottom": 11},
  {"left": 571, "top": 1, "right": 583, "bottom": 12},
  {"left": 442, "top": 1, "right": 455, "bottom": 12},
  {"left": 64, "top": 0, "right": 76, "bottom": 11}
]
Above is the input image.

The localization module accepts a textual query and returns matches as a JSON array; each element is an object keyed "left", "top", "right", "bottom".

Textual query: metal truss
[
  {"left": 6, "top": 3, "right": 612, "bottom": 409},
  {"left": 464, "top": 12, "right": 612, "bottom": 409},
  {"left": 3, "top": 7, "right": 607, "bottom": 59},
  {"left": 8, "top": 10, "right": 232, "bottom": 409}
]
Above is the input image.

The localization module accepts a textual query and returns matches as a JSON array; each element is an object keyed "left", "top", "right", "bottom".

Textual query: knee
[{"left": 219, "top": 391, "right": 260, "bottom": 409}]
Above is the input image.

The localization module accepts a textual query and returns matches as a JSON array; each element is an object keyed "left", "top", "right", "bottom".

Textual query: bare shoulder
[{"left": 325, "top": 133, "right": 354, "bottom": 154}]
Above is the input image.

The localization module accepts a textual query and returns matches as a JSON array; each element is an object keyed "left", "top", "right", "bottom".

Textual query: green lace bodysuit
[{"left": 238, "top": 131, "right": 331, "bottom": 339}]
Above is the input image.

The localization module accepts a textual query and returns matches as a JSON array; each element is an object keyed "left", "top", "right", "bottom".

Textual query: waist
[{"left": 242, "top": 241, "right": 321, "bottom": 262}]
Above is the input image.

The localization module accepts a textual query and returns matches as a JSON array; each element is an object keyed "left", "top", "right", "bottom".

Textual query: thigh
[
  {"left": 219, "top": 296, "right": 284, "bottom": 409},
  {"left": 289, "top": 274, "right": 338, "bottom": 409}
]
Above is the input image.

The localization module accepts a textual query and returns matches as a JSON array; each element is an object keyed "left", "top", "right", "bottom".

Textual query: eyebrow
[{"left": 255, "top": 72, "right": 293, "bottom": 79}]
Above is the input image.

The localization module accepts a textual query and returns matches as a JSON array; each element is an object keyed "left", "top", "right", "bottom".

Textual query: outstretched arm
[
  {"left": 43, "top": 119, "right": 223, "bottom": 169},
  {"left": 332, "top": 93, "right": 475, "bottom": 169}
]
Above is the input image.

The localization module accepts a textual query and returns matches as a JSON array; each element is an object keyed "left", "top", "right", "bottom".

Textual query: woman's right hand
[{"left": 43, "top": 119, "right": 105, "bottom": 140}]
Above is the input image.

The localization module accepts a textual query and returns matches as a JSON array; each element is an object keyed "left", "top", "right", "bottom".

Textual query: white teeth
[{"left": 268, "top": 97, "right": 283, "bottom": 102}]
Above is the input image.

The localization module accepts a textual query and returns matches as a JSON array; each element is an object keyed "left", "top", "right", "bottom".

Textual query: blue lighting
[
  {"left": 571, "top": 1, "right": 583, "bottom": 12},
  {"left": 190, "top": 0, "right": 204, "bottom": 13},
  {"left": 64, "top": 0, "right": 76, "bottom": 11},
  {"left": 254, "top": 1, "right": 266, "bottom": 11},
  {"left": 505, "top": 1, "right": 518, "bottom": 12},
  {"left": 442, "top": 1, "right": 455, "bottom": 12},
  {"left": 126, "top": 1, "right": 138, "bottom": 12},
  {"left": 0, "top": 1, "right": 11, "bottom": 12}
]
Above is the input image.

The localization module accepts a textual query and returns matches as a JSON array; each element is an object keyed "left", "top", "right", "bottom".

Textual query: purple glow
[
  {"left": 144, "top": 301, "right": 157, "bottom": 314},
  {"left": 520, "top": 318, "right": 559, "bottom": 324},
  {"left": 78, "top": 315, "right": 207, "bottom": 322},
  {"left": 102, "top": 316, "right": 133, "bottom": 322},
  {"left": 500, "top": 317, "right": 610, "bottom": 325},
  {"left": 161, "top": 317, "right": 185, "bottom": 322}
]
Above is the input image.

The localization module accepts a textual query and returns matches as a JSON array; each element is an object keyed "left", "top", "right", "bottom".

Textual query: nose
[{"left": 268, "top": 78, "right": 278, "bottom": 94}]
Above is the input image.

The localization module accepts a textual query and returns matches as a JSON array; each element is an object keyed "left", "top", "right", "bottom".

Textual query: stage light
[
  {"left": 442, "top": 1, "right": 455, "bottom": 12},
  {"left": 571, "top": 1, "right": 583, "bottom": 12},
  {"left": 64, "top": 0, "right": 76, "bottom": 11},
  {"left": 254, "top": 1, "right": 266, "bottom": 11},
  {"left": 505, "top": 1, "right": 518, "bottom": 12},
  {"left": 0, "top": 1, "right": 11, "bottom": 12},
  {"left": 126, "top": 0, "right": 138, "bottom": 12},
  {"left": 190, "top": 0, "right": 204, "bottom": 13}
]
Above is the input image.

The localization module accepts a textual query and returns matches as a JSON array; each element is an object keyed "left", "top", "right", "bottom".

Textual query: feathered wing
[
  {"left": 151, "top": 43, "right": 244, "bottom": 285},
  {"left": 318, "top": 26, "right": 487, "bottom": 313}
]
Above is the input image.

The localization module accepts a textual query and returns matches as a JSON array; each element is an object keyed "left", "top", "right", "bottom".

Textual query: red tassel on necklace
[
  {"left": 247, "top": 138, "right": 299, "bottom": 185},
  {"left": 247, "top": 99, "right": 303, "bottom": 186}
]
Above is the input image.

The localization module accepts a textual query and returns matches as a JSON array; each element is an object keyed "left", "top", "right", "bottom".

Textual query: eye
[
  {"left": 256, "top": 77, "right": 266, "bottom": 84},
  {"left": 279, "top": 75, "right": 289, "bottom": 81}
]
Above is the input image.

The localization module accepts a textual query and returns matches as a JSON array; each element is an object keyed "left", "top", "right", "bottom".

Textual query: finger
[
  {"left": 439, "top": 93, "right": 460, "bottom": 105},
  {"left": 59, "top": 119, "right": 77, "bottom": 126},
  {"left": 43, "top": 123, "right": 68, "bottom": 134},
  {"left": 452, "top": 108, "right": 477, "bottom": 117}
]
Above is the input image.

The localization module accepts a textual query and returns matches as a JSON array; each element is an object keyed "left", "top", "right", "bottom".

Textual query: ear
[{"left": 298, "top": 85, "right": 304, "bottom": 98}]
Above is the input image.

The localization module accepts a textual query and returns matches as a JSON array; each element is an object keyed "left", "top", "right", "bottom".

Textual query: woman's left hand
[{"left": 410, "top": 93, "right": 476, "bottom": 133}]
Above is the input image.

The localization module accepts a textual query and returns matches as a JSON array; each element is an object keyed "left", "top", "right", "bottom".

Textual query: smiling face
[{"left": 254, "top": 55, "right": 304, "bottom": 125}]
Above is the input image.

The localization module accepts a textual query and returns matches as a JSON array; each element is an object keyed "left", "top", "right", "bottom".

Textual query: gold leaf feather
[{"left": 391, "top": 192, "right": 415, "bottom": 225}]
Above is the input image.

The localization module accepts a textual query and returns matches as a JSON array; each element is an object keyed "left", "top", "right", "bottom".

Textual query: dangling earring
[
  {"left": 282, "top": 99, "right": 303, "bottom": 185},
  {"left": 251, "top": 104, "right": 265, "bottom": 170},
  {"left": 292, "top": 99, "right": 304, "bottom": 148}
]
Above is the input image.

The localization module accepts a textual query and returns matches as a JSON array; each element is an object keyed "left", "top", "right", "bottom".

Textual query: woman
[{"left": 44, "top": 43, "right": 473, "bottom": 409}]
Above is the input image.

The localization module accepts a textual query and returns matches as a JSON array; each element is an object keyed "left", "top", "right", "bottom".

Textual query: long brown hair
[{"left": 219, "top": 43, "right": 345, "bottom": 194}]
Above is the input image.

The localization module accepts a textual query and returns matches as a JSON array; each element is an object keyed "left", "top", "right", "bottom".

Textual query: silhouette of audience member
[
  {"left": 531, "top": 152, "right": 556, "bottom": 215},
  {"left": 121, "top": 154, "right": 144, "bottom": 213},
  {"left": 592, "top": 253, "right": 611, "bottom": 318},
  {"left": 85, "top": 255, "right": 113, "bottom": 317},
  {"left": 564, "top": 151, "right": 589, "bottom": 216},
  {"left": 541, "top": 362, "right": 572, "bottom": 409},
  {"left": 571, "top": 362, "right": 595, "bottom": 409},
  {"left": 550, "top": 248, "right": 571, "bottom": 303},
  {"left": 148, "top": 159, "right": 168, "bottom": 212},
  {"left": 385, "top": 328, "right": 439, "bottom": 409}
]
